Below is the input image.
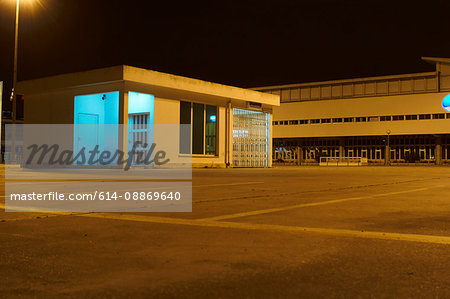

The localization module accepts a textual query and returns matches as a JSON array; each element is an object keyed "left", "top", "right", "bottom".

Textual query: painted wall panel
[{"left": 273, "top": 92, "right": 450, "bottom": 138}]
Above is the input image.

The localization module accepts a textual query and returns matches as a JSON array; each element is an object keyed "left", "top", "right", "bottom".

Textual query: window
[
  {"left": 179, "top": 101, "right": 191, "bottom": 154},
  {"left": 380, "top": 116, "right": 391, "bottom": 121},
  {"left": 192, "top": 103, "right": 204, "bottom": 154},
  {"left": 344, "top": 117, "right": 353, "bottom": 123},
  {"left": 289, "top": 120, "right": 299, "bottom": 125},
  {"left": 432, "top": 113, "right": 445, "bottom": 119},
  {"left": 355, "top": 117, "right": 367, "bottom": 122},
  {"left": 332, "top": 118, "right": 343, "bottom": 123},
  {"left": 283, "top": 121, "right": 288, "bottom": 125},
  {"left": 310, "top": 119, "right": 320, "bottom": 124},
  {"left": 179, "top": 101, "right": 217, "bottom": 155},
  {"left": 368, "top": 116, "right": 379, "bottom": 122},
  {"left": 272, "top": 121, "right": 278, "bottom": 125},
  {"left": 321, "top": 118, "right": 331, "bottom": 123},
  {"left": 406, "top": 114, "right": 418, "bottom": 120},
  {"left": 299, "top": 119, "right": 308, "bottom": 124},
  {"left": 419, "top": 114, "right": 431, "bottom": 120},
  {"left": 447, "top": 113, "right": 450, "bottom": 119},
  {"left": 392, "top": 115, "right": 404, "bottom": 121},
  {"left": 205, "top": 105, "right": 217, "bottom": 155}
]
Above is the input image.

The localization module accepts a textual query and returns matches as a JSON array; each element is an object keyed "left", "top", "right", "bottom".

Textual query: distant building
[
  {"left": 254, "top": 57, "right": 450, "bottom": 165},
  {"left": 16, "top": 66, "right": 279, "bottom": 168},
  {"left": 1, "top": 99, "right": 24, "bottom": 163}
]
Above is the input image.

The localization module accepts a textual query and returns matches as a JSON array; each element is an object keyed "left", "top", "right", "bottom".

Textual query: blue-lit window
[
  {"left": 205, "top": 105, "right": 217, "bottom": 155},
  {"left": 127, "top": 92, "right": 155, "bottom": 165}
]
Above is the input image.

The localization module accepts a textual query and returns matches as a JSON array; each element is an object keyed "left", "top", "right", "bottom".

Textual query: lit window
[{"left": 205, "top": 105, "right": 217, "bottom": 155}]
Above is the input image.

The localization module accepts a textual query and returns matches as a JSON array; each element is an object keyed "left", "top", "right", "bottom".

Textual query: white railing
[
  {"left": 273, "top": 149, "right": 298, "bottom": 164},
  {"left": 320, "top": 157, "right": 368, "bottom": 166}
]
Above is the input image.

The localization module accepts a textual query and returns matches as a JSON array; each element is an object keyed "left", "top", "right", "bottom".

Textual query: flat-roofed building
[
  {"left": 17, "top": 66, "right": 279, "bottom": 168},
  {"left": 254, "top": 57, "right": 450, "bottom": 165}
]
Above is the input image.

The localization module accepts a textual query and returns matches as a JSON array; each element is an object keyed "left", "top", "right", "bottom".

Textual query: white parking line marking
[
  {"left": 201, "top": 185, "right": 444, "bottom": 221},
  {"left": 193, "top": 182, "right": 264, "bottom": 188},
  {"left": 76, "top": 213, "right": 450, "bottom": 245}
]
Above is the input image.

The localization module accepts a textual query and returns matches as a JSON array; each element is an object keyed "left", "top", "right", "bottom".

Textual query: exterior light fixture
[{"left": 442, "top": 94, "right": 450, "bottom": 112}]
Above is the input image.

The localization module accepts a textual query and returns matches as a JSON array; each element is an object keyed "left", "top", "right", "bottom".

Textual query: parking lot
[{"left": 1, "top": 166, "right": 450, "bottom": 298}]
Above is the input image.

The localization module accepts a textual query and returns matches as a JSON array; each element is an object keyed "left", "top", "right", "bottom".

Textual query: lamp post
[
  {"left": 11, "top": 0, "right": 20, "bottom": 124},
  {"left": 9, "top": 0, "right": 21, "bottom": 163}
]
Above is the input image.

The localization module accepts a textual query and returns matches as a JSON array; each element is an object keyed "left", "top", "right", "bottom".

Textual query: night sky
[{"left": 1, "top": 0, "right": 450, "bottom": 111}]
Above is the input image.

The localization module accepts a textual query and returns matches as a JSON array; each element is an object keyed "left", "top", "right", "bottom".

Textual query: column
[
  {"left": 435, "top": 135, "right": 442, "bottom": 165},
  {"left": 385, "top": 145, "right": 390, "bottom": 165},
  {"left": 339, "top": 138, "right": 345, "bottom": 160},
  {"left": 296, "top": 146, "right": 303, "bottom": 165}
]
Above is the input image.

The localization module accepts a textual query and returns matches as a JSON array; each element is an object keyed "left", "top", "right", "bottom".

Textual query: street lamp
[
  {"left": 9, "top": 0, "right": 29, "bottom": 163},
  {"left": 10, "top": 0, "right": 21, "bottom": 124}
]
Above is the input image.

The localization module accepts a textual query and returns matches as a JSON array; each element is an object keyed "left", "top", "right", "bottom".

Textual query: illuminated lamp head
[{"left": 443, "top": 94, "right": 450, "bottom": 112}]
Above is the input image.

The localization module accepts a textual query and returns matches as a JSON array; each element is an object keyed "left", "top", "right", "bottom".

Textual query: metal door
[
  {"left": 232, "top": 108, "right": 270, "bottom": 167},
  {"left": 128, "top": 113, "right": 151, "bottom": 165},
  {"left": 75, "top": 113, "right": 99, "bottom": 165}
]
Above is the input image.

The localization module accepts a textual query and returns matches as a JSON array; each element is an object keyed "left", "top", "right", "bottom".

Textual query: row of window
[
  {"left": 180, "top": 101, "right": 217, "bottom": 155},
  {"left": 275, "top": 134, "right": 446, "bottom": 147},
  {"left": 274, "top": 113, "right": 450, "bottom": 126},
  {"left": 259, "top": 74, "right": 450, "bottom": 103}
]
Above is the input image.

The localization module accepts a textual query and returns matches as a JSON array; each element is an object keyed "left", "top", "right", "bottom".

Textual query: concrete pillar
[
  {"left": 385, "top": 145, "right": 390, "bottom": 165},
  {"left": 339, "top": 138, "right": 345, "bottom": 160},
  {"left": 297, "top": 146, "right": 303, "bottom": 165},
  {"left": 435, "top": 136, "right": 442, "bottom": 165}
]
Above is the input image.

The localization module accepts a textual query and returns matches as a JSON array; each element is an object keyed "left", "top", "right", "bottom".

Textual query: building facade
[
  {"left": 17, "top": 66, "right": 279, "bottom": 168},
  {"left": 254, "top": 57, "right": 450, "bottom": 165}
]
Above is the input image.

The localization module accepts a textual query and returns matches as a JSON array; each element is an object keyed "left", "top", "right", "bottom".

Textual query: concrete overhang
[
  {"left": 422, "top": 57, "right": 450, "bottom": 65},
  {"left": 17, "top": 65, "right": 280, "bottom": 109}
]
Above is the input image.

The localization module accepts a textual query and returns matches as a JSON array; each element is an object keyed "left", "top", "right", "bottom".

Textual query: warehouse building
[
  {"left": 254, "top": 57, "right": 450, "bottom": 165},
  {"left": 16, "top": 66, "right": 279, "bottom": 168}
]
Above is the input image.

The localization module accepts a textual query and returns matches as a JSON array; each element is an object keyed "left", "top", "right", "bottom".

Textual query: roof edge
[{"left": 422, "top": 57, "right": 450, "bottom": 65}]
